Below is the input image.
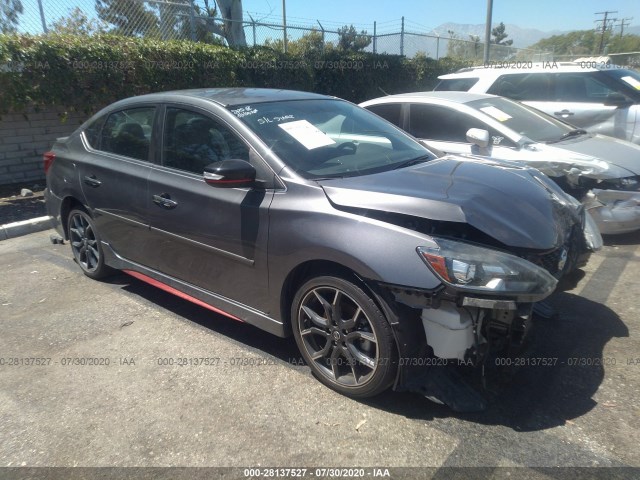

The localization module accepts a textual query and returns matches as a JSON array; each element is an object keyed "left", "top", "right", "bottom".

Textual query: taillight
[{"left": 43, "top": 151, "right": 55, "bottom": 175}]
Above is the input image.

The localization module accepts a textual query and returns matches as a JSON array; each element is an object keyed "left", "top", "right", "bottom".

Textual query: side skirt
[{"left": 101, "top": 241, "right": 286, "bottom": 337}]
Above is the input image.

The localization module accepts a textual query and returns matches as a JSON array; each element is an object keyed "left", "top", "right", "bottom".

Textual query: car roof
[
  {"left": 106, "top": 88, "right": 332, "bottom": 109},
  {"left": 361, "top": 91, "right": 496, "bottom": 105}
]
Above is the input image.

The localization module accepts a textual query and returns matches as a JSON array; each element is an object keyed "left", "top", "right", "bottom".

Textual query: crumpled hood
[
  {"left": 319, "top": 156, "right": 580, "bottom": 250},
  {"left": 544, "top": 134, "right": 640, "bottom": 177}
]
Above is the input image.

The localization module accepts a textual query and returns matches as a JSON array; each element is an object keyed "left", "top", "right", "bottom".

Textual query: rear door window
[
  {"left": 83, "top": 115, "right": 106, "bottom": 149},
  {"left": 100, "top": 107, "right": 156, "bottom": 161},
  {"left": 488, "top": 73, "right": 554, "bottom": 101},
  {"left": 365, "top": 103, "right": 403, "bottom": 127}
]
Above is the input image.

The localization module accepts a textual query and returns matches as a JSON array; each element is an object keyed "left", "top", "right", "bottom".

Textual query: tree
[
  {"left": 446, "top": 31, "right": 482, "bottom": 60},
  {"left": 178, "top": 1, "right": 225, "bottom": 44},
  {"left": 95, "top": 0, "right": 159, "bottom": 37},
  {"left": 527, "top": 29, "right": 640, "bottom": 56},
  {"left": 265, "top": 29, "right": 328, "bottom": 55},
  {"left": 336, "top": 25, "right": 371, "bottom": 52},
  {"left": 491, "top": 22, "right": 513, "bottom": 46},
  {"left": 211, "top": 0, "right": 246, "bottom": 47},
  {"left": 0, "top": 0, "right": 23, "bottom": 34},
  {"left": 50, "top": 7, "right": 107, "bottom": 35}
]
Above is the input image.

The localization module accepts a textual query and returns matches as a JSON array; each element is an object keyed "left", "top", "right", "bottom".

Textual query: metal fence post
[
  {"left": 318, "top": 21, "right": 325, "bottom": 51},
  {"left": 249, "top": 14, "right": 257, "bottom": 46},
  {"left": 400, "top": 16, "right": 404, "bottom": 56},
  {"left": 373, "top": 21, "right": 377, "bottom": 54}
]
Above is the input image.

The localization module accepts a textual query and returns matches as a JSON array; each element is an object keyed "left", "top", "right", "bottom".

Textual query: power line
[
  {"left": 615, "top": 17, "right": 633, "bottom": 38},
  {"left": 594, "top": 10, "right": 617, "bottom": 54}
]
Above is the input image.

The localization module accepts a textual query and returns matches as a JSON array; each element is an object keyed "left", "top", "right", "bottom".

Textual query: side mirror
[
  {"left": 604, "top": 92, "right": 633, "bottom": 107},
  {"left": 466, "top": 128, "right": 490, "bottom": 148},
  {"left": 466, "top": 128, "right": 491, "bottom": 156},
  {"left": 204, "top": 159, "right": 256, "bottom": 188}
]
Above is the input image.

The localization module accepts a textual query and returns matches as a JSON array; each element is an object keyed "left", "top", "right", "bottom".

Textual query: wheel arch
[
  {"left": 279, "top": 259, "right": 361, "bottom": 336},
  {"left": 279, "top": 258, "right": 427, "bottom": 391},
  {"left": 60, "top": 196, "right": 88, "bottom": 239}
]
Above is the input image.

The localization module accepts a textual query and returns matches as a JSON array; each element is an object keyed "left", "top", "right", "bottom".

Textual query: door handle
[
  {"left": 153, "top": 193, "right": 178, "bottom": 209},
  {"left": 554, "top": 110, "right": 574, "bottom": 116},
  {"left": 83, "top": 175, "right": 102, "bottom": 187}
]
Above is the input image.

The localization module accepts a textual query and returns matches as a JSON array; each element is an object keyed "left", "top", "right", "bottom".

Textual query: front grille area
[{"left": 520, "top": 224, "right": 585, "bottom": 278}]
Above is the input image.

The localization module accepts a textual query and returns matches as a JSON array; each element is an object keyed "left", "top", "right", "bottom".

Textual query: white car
[
  {"left": 360, "top": 91, "right": 640, "bottom": 235},
  {"left": 434, "top": 62, "right": 640, "bottom": 145}
]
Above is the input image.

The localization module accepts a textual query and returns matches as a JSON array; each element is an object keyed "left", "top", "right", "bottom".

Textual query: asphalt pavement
[{"left": 0, "top": 229, "right": 639, "bottom": 480}]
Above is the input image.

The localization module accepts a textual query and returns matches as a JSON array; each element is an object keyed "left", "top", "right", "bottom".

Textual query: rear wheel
[
  {"left": 292, "top": 276, "right": 397, "bottom": 398},
  {"left": 67, "top": 208, "right": 113, "bottom": 279}
]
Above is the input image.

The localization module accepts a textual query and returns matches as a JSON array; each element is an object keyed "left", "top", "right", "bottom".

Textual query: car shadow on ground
[
  {"left": 104, "top": 272, "right": 628, "bottom": 433},
  {"left": 603, "top": 231, "right": 640, "bottom": 246},
  {"left": 365, "top": 290, "right": 629, "bottom": 432}
]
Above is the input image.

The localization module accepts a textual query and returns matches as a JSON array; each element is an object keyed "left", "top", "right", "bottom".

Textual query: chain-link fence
[{"left": 14, "top": 0, "right": 551, "bottom": 61}]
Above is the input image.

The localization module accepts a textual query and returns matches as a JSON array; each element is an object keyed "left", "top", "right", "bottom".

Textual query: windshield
[
  {"left": 466, "top": 96, "right": 573, "bottom": 143},
  {"left": 600, "top": 69, "right": 640, "bottom": 101},
  {"left": 228, "top": 99, "right": 431, "bottom": 179}
]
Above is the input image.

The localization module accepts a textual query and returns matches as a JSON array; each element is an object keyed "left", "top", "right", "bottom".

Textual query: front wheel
[
  {"left": 67, "top": 208, "right": 113, "bottom": 279},
  {"left": 291, "top": 276, "right": 397, "bottom": 398}
]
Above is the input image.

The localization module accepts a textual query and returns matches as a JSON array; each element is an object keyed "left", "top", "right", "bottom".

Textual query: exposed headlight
[
  {"left": 417, "top": 238, "right": 557, "bottom": 296},
  {"left": 583, "top": 210, "right": 603, "bottom": 251},
  {"left": 521, "top": 157, "right": 635, "bottom": 185},
  {"left": 530, "top": 159, "right": 611, "bottom": 181}
]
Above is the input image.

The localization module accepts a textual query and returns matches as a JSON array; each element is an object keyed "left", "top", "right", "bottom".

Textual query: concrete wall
[{"left": 0, "top": 106, "right": 87, "bottom": 186}]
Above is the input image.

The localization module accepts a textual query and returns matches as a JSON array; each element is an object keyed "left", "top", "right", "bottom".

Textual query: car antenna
[{"left": 378, "top": 86, "right": 390, "bottom": 96}]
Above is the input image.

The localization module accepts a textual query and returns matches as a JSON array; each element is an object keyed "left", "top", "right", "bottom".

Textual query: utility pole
[
  {"left": 282, "top": 0, "right": 288, "bottom": 54},
  {"left": 37, "top": 0, "right": 48, "bottom": 33},
  {"left": 595, "top": 11, "right": 617, "bottom": 54},
  {"left": 483, "top": 0, "right": 493, "bottom": 63},
  {"left": 615, "top": 18, "right": 633, "bottom": 38}
]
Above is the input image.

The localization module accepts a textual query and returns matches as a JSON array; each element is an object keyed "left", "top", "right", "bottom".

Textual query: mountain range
[{"left": 429, "top": 22, "right": 640, "bottom": 48}]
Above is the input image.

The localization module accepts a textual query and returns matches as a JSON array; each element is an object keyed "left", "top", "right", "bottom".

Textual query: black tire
[
  {"left": 291, "top": 275, "right": 397, "bottom": 398},
  {"left": 67, "top": 208, "right": 113, "bottom": 280}
]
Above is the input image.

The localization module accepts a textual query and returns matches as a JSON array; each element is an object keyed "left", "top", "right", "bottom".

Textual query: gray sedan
[
  {"left": 361, "top": 91, "right": 640, "bottom": 235},
  {"left": 44, "top": 88, "right": 598, "bottom": 411}
]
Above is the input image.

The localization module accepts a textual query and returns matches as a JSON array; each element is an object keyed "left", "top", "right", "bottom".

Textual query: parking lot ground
[{"left": 0, "top": 229, "right": 639, "bottom": 479}]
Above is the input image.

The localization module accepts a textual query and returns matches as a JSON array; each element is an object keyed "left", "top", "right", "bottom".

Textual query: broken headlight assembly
[
  {"left": 583, "top": 210, "right": 603, "bottom": 251},
  {"left": 598, "top": 175, "right": 640, "bottom": 192},
  {"left": 417, "top": 238, "right": 558, "bottom": 297}
]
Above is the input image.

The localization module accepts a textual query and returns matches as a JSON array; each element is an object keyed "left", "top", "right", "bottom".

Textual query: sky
[
  {"left": 21, "top": 0, "right": 640, "bottom": 36},
  {"left": 243, "top": 0, "right": 639, "bottom": 33}
]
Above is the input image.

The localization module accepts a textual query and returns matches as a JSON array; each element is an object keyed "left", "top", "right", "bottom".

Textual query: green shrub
[{"left": 0, "top": 33, "right": 468, "bottom": 113}]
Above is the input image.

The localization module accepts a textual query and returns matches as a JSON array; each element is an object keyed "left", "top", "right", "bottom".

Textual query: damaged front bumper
[
  {"left": 374, "top": 224, "right": 596, "bottom": 412},
  {"left": 375, "top": 281, "right": 545, "bottom": 412}
]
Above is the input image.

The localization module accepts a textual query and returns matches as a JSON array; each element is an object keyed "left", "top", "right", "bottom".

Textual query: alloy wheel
[
  {"left": 297, "top": 286, "right": 380, "bottom": 387},
  {"left": 69, "top": 212, "right": 100, "bottom": 273}
]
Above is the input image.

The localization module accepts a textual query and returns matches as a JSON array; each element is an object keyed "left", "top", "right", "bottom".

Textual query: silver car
[
  {"left": 361, "top": 92, "right": 640, "bottom": 235},
  {"left": 434, "top": 63, "right": 640, "bottom": 145}
]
